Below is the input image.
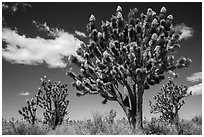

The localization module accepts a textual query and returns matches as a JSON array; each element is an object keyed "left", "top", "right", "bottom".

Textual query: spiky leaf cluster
[
  {"left": 149, "top": 78, "right": 192, "bottom": 123},
  {"left": 67, "top": 6, "right": 191, "bottom": 104},
  {"left": 36, "top": 76, "right": 69, "bottom": 129},
  {"left": 18, "top": 98, "right": 38, "bottom": 125}
]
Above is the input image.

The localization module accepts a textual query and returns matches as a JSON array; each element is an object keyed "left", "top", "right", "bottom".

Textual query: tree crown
[{"left": 67, "top": 6, "right": 192, "bottom": 103}]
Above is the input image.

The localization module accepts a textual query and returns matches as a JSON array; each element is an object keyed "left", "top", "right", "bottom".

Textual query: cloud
[
  {"left": 3, "top": 2, "right": 31, "bottom": 26},
  {"left": 3, "top": 2, "right": 31, "bottom": 14},
  {"left": 32, "top": 21, "right": 59, "bottom": 37},
  {"left": 187, "top": 83, "right": 202, "bottom": 95},
  {"left": 2, "top": 3, "right": 9, "bottom": 9},
  {"left": 75, "top": 30, "right": 86, "bottom": 38},
  {"left": 2, "top": 23, "right": 84, "bottom": 68},
  {"left": 186, "top": 72, "right": 202, "bottom": 82},
  {"left": 19, "top": 92, "right": 30, "bottom": 96},
  {"left": 174, "top": 23, "right": 194, "bottom": 40},
  {"left": 186, "top": 72, "right": 202, "bottom": 95}
]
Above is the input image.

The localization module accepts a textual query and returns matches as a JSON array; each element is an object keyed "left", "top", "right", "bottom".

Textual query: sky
[{"left": 2, "top": 2, "right": 202, "bottom": 121}]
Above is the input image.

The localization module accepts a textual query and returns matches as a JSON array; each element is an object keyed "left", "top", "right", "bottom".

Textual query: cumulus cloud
[
  {"left": 187, "top": 83, "right": 202, "bottom": 95},
  {"left": 2, "top": 3, "right": 9, "bottom": 9},
  {"left": 186, "top": 72, "right": 202, "bottom": 95},
  {"left": 3, "top": 2, "right": 31, "bottom": 14},
  {"left": 75, "top": 30, "right": 87, "bottom": 38},
  {"left": 3, "top": 2, "right": 31, "bottom": 24},
  {"left": 186, "top": 72, "right": 202, "bottom": 82},
  {"left": 19, "top": 91, "right": 30, "bottom": 96},
  {"left": 2, "top": 23, "right": 84, "bottom": 68},
  {"left": 32, "top": 21, "right": 59, "bottom": 37},
  {"left": 174, "top": 23, "right": 194, "bottom": 40}
]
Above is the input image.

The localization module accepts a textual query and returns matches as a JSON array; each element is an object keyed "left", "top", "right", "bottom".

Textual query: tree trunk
[
  {"left": 122, "top": 83, "right": 144, "bottom": 134},
  {"left": 135, "top": 96, "right": 143, "bottom": 129},
  {"left": 127, "top": 106, "right": 143, "bottom": 134},
  {"left": 133, "top": 88, "right": 143, "bottom": 134},
  {"left": 174, "top": 105, "right": 180, "bottom": 134}
]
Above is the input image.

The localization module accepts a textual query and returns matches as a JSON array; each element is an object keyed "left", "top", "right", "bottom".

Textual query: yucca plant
[
  {"left": 18, "top": 98, "right": 38, "bottom": 125},
  {"left": 67, "top": 6, "right": 191, "bottom": 132},
  {"left": 36, "top": 76, "right": 70, "bottom": 130},
  {"left": 149, "top": 78, "right": 192, "bottom": 132}
]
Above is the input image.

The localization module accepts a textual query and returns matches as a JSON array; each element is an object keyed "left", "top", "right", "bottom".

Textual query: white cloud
[
  {"left": 32, "top": 21, "right": 58, "bottom": 37},
  {"left": 2, "top": 24, "right": 84, "bottom": 68},
  {"left": 174, "top": 23, "right": 194, "bottom": 40},
  {"left": 187, "top": 83, "right": 202, "bottom": 95},
  {"left": 186, "top": 72, "right": 202, "bottom": 82},
  {"left": 19, "top": 92, "right": 30, "bottom": 96},
  {"left": 75, "top": 30, "right": 86, "bottom": 38},
  {"left": 2, "top": 3, "right": 9, "bottom": 9},
  {"left": 3, "top": 2, "right": 31, "bottom": 14}
]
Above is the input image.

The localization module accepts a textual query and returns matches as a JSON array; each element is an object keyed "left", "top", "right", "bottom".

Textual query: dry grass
[{"left": 2, "top": 115, "right": 202, "bottom": 135}]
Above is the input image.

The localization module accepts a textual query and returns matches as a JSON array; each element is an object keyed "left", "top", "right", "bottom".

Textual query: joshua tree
[
  {"left": 67, "top": 6, "right": 191, "bottom": 132},
  {"left": 149, "top": 78, "right": 192, "bottom": 131},
  {"left": 106, "top": 109, "right": 117, "bottom": 124},
  {"left": 18, "top": 97, "right": 38, "bottom": 125},
  {"left": 36, "top": 76, "right": 70, "bottom": 130}
]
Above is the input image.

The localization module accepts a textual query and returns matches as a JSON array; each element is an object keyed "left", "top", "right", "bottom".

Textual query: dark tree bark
[
  {"left": 118, "top": 83, "right": 144, "bottom": 132},
  {"left": 174, "top": 104, "right": 180, "bottom": 133}
]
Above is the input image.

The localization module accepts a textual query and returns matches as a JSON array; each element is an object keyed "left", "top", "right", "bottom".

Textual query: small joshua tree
[
  {"left": 149, "top": 78, "right": 192, "bottom": 131},
  {"left": 67, "top": 6, "right": 191, "bottom": 132},
  {"left": 106, "top": 109, "right": 117, "bottom": 124},
  {"left": 36, "top": 76, "right": 70, "bottom": 130},
  {"left": 18, "top": 98, "right": 38, "bottom": 125}
]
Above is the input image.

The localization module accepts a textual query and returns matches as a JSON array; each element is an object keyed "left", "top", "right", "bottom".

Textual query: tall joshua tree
[
  {"left": 67, "top": 6, "right": 191, "bottom": 131},
  {"left": 149, "top": 78, "right": 192, "bottom": 131},
  {"left": 36, "top": 76, "right": 70, "bottom": 130}
]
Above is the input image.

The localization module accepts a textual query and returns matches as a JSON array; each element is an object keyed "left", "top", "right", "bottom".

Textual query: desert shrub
[
  {"left": 143, "top": 117, "right": 202, "bottom": 135},
  {"left": 191, "top": 115, "right": 202, "bottom": 126},
  {"left": 47, "top": 111, "right": 133, "bottom": 135},
  {"left": 179, "top": 119, "right": 202, "bottom": 135},
  {"left": 2, "top": 119, "right": 49, "bottom": 135},
  {"left": 77, "top": 112, "right": 109, "bottom": 135},
  {"left": 88, "top": 112, "right": 133, "bottom": 135},
  {"left": 83, "top": 112, "right": 133, "bottom": 135},
  {"left": 71, "top": 120, "right": 92, "bottom": 135},
  {"left": 111, "top": 119, "right": 133, "bottom": 135},
  {"left": 105, "top": 109, "right": 117, "bottom": 124},
  {"left": 92, "top": 112, "right": 105, "bottom": 133},
  {"left": 47, "top": 123, "right": 76, "bottom": 135},
  {"left": 143, "top": 118, "right": 177, "bottom": 135},
  {"left": 3, "top": 115, "right": 202, "bottom": 135}
]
